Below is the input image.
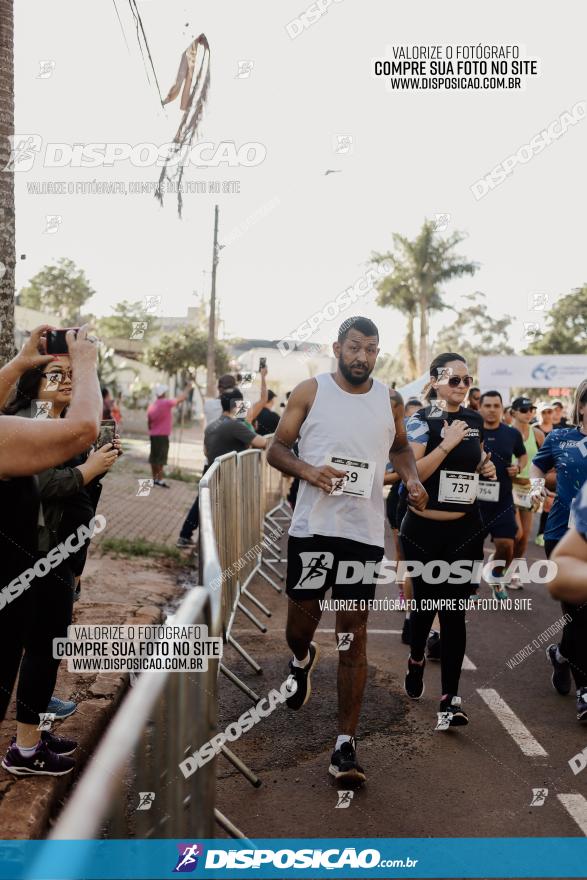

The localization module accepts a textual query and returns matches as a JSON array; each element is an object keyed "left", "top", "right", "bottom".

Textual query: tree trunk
[
  {"left": 405, "top": 312, "right": 418, "bottom": 380},
  {"left": 418, "top": 298, "right": 429, "bottom": 374},
  {"left": 0, "top": 0, "right": 15, "bottom": 366}
]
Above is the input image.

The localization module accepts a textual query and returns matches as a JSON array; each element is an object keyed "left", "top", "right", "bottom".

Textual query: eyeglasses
[
  {"left": 443, "top": 375, "right": 474, "bottom": 388},
  {"left": 43, "top": 369, "right": 73, "bottom": 384},
  {"left": 516, "top": 405, "right": 536, "bottom": 414}
]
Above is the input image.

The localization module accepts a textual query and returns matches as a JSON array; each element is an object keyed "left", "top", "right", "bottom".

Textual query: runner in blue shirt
[
  {"left": 549, "top": 480, "right": 587, "bottom": 605},
  {"left": 531, "top": 379, "right": 587, "bottom": 723}
]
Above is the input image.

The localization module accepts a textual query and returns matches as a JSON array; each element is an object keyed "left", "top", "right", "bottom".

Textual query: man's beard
[{"left": 339, "top": 356, "right": 371, "bottom": 386}]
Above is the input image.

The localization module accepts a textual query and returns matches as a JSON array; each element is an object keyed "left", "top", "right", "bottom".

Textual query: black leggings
[
  {"left": 545, "top": 539, "right": 587, "bottom": 689},
  {"left": 400, "top": 509, "right": 485, "bottom": 696},
  {"left": 0, "top": 559, "right": 74, "bottom": 725}
]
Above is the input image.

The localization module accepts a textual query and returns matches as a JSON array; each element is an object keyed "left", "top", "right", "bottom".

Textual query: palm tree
[
  {"left": 370, "top": 255, "right": 419, "bottom": 379},
  {"left": 0, "top": 0, "right": 16, "bottom": 366},
  {"left": 372, "top": 220, "right": 478, "bottom": 375}
]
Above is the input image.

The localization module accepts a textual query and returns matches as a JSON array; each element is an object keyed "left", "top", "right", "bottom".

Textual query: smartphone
[
  {"left": 95, "top": 419, "right": 116, "bottom": 450},
  {"left": 46, "top": 328, "right": 79, "bottom": 355},
  {"left": 259, "top": 357, "right": 267, "bottom": 370}
]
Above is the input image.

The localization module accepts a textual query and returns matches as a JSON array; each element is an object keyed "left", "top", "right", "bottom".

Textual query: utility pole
[{"left": 206, "top": 204, "right": 219, "bottom": 398}]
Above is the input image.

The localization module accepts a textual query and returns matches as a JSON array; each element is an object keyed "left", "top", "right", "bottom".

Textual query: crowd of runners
[
  {"left": 267, "top": 315, "right": 587, "bottom": 787},
  {"left": 1, "top": 316, "right": 586, "bottom": 797}
]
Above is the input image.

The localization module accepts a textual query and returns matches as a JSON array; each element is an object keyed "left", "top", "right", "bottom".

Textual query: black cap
[{"left": 511, "top": 396, "right": 534, "bottom": 411}]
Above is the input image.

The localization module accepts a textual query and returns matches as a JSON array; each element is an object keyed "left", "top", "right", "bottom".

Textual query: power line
[
  {"left": 111, "top": 0, "right": 130, "bottom": 52},
  {"left": 127, "top": 0, "right": 165, "bottom": 105}
]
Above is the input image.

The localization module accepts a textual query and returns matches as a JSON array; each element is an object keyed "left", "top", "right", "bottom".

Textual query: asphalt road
[{"left": 214, "top": 516, "right": 587, "bottom": 869}]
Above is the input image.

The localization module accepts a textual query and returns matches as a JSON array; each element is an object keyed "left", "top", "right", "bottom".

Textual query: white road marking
[
  {"left": 477, "top": 688, "right": 548, "bottom": 757},
  {"left": 557, "top": 794, "right": 587, "bottom": 835},
  {"left": 462, "top": 655, "right": 477, "bottom": 670}
]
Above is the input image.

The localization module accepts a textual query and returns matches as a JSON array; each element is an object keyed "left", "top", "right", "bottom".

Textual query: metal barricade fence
[
  {"left": 44, "top": 441, "right": 290, "bottom": 850},
  {"left": 194, "top": 442, "right": 290, "bottom": 807},
  {"left": 261, "top": 435, "right": 292, "bottom": 578},
  {"left": 46, "top": 588, "right": 217, "bottom": 845},
  {"left": 198, "top": 452, "right": 239, "bottom": 637}
]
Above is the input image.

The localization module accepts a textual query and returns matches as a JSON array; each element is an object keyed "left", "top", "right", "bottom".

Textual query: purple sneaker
[
  {"left": 2, "top": 739, "right": 75, "bottom": 776},
  {"left": 8, "top": 731, "right": 77, "bottom": 757}
]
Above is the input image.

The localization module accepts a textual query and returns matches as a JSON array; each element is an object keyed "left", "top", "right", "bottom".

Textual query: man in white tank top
[{"left": 267, "top": 316, "right": 427, "bottom": 785}]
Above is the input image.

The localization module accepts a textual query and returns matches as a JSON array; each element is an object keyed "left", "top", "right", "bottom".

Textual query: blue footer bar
[{"left": 1, "top": 838, "right": 586, "bottom": 879}]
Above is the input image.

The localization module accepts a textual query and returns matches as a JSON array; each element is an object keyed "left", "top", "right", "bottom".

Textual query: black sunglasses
[
  {"left": 443, "top": 375, "right": 474, "bottom": 388},
  {"left": 516, "top": 405, "right": 536, "bottom": 414}
]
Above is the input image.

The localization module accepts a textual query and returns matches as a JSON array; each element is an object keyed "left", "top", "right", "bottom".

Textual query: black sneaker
[
  {"left": 176, "top": 536, "right": 196, "bottom": 548},
  {"left": 401, "top": 617, "right": 411, "bottom": 645},
  {"left": 2, "top": 740, "right": 75, "bottom": 776},
  {"left": 546, "top": 644, "right": 572, "bottom": 695},
  {"left": 329, "top": 738, "right": 366, "bottom": 786},
  {"left": 285, "top": 642, "right": 319, "bottom": 710},
  {"left": 577, "top": 687, "right": 587, "bottom": 722},
  {"left": 404, "top": 656, "right": 425, "bottom": 699},
  {"left": 426, "top": 630, "right": 441, "bottom": 661},
  {"left": 10, "top": 731, "right": 77, "bottom": 757},
  {"left": 437, "top": 695, "right": 469, "bottom": 729}
]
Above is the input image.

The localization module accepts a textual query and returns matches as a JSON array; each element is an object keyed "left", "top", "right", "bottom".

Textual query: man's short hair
[
  {"left": 267, "top": 390, "right": 277, "bottom": 402},
  {"left": 405, "top": 398, "right": 422, "bottom": 408},
  {"left": 479, "top": 390, "right": 503, "bottom": 405},
  {"left": 337, "top": 316, "right": 379, "bottom": 343},
  {"left": 218, "top": 374, "right": 236, "bottom": 392},
  {"left": 220, "top": 388, "right": 243, "bottom": 412},
  {"left": 469, "top": 386, "right": 481, "bottom": 395}
]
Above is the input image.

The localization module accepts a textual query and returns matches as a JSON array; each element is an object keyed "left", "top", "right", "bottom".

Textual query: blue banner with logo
[{"left": 0, "top": 838, "right": 586, "bottom": 879}]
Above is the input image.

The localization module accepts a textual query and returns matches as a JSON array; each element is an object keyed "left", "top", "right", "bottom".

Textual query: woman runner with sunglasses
[
  {"left": 530, "top": 380, "right": 587, "bottom": 723},
  {"left": 401, "top": 353, "right": 496, "bottom": 729}
]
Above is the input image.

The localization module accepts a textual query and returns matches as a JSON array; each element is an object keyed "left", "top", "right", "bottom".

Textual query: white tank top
[{"left": 290, "top": 373, "right": 395, "bottom": 548}]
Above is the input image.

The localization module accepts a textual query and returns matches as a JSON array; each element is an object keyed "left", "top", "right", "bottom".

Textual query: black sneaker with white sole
[
  {"left": 546, "top": 644, "right": 572, "bottom": 695},
  {"left": 404, "top": 656, "right": 425, "bottom": 699},
  {"left": 2, "top": 740, "right": 75, "bottom": 776},
  {"left": 329, "top": 738, "right": 366, "bottom": 786},
  {"left": 438, "top": 695, "right": 469, "bottom": 728},
  {"left": 577, "top": 687, "right": 587, "bottom": 722},
  {"left": 285, "top": 642, "right": 319, "bottom": 710},
  {"left": 8, "top": 731, "right": 78, "bottom": 757}
]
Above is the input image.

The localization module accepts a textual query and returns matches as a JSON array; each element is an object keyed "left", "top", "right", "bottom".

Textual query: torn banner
[{"left": 157, "top": 34, "right": 211, "bottom": 216}]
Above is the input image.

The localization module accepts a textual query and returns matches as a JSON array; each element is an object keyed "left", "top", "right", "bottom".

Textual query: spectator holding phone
[
  {"left": 254, "top": 389, "right": 280, "bottom": 435},
  {"left": 203, "top": 374, "right": 236, "bottom": 427},
  {"left": 0, "top": 325, "right": 102, "bottom": 777},
  {"left": 1, "top": 346, "right": 119, "bottom": 777},
  {"left": 147, "top": 382, "right": 190, "bottom": 487},
  {"left": 177, "top": 388, "right": 267, "bottom": 547}
]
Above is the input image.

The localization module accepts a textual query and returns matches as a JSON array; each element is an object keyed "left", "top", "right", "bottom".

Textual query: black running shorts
[{"left": 286, "top": 534, "right": 384, "bottom": 601}]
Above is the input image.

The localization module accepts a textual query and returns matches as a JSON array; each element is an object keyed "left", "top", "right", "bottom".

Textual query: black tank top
[
  {"left": 417, "top": 405, "right": 484, "bottom": 512},
  {"left": 0, "top": 475, "right": 39, "bottom": 588}
]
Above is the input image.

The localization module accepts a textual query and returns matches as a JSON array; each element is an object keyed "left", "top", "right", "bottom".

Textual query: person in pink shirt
[{"left": 147, "top": 383, "right": 190, "bottom": 487}]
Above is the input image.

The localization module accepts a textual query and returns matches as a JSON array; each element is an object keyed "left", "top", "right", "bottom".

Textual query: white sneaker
[{"left": 508, "top": 573, "right": 523, "bottom": 590}]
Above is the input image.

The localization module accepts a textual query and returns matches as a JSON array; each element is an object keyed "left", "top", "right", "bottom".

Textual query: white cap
[
  {"left": 537, "top": 402, "right": 554, "bottom": 414},
  {"left": 154, "top": 383, "right": 168, "bottom": 397}
]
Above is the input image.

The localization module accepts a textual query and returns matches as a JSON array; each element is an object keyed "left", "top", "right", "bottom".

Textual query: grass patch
[
  {"left": 100, "top": 537, "right": 183, "bottom": 562},
  {"left": 166, "top": 467, "right": 200, "bottom": 484}
]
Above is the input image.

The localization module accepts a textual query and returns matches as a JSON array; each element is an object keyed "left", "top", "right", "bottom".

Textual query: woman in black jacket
[{"left": 1, "top": 353, "right": 118, "bottom": 777}]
